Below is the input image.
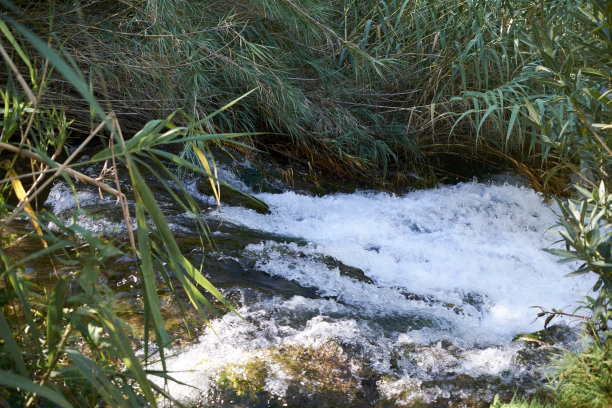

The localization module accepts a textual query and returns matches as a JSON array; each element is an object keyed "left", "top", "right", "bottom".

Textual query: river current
[{"left": 44, "top": 168, "right": 593, "bottom": 407}]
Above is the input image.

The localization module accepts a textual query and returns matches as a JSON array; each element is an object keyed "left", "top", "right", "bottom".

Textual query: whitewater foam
[
  {"left": 214, "top": 182, "right": 593, "bottom": 339},
  {"left": 45, "top": 176, "right": 593, "bottom": 405}
]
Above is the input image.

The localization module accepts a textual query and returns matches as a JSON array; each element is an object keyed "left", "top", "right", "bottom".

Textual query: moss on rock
[{"left": 214, "top": 343, "right": 376, "bottom": 407}]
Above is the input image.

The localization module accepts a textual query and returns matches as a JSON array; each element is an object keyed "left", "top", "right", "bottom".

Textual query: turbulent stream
[{"left": 44, "top": 163, "right": 594, "bottom": 407}]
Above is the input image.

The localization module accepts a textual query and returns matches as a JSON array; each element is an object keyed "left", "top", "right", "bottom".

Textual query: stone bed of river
[{"left": 42, "top": 161, "right": 594, "bottom": 408}]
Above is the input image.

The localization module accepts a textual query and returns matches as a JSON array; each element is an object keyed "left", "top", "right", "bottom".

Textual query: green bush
[
  {"left": 524, "top": 0, "right": 611, "bottom": 336},
  {"left": 516, "top": 1, "right": 611, "bottom": 407}
]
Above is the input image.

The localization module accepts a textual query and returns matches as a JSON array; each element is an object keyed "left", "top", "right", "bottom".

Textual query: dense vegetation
[
  {"left": 5, "top": 0, "right": 598, "bottom": 182},
  {"left": 0, "top": 0, "right": 610, "bottom": 406}
]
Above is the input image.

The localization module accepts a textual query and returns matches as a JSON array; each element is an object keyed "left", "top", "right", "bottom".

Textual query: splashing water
[{"left": 46, "top": 177, "right": 593, "bottom": 406}]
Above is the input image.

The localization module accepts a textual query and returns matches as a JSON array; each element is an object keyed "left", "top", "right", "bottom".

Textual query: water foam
[
  {"left": 214, "top": 182, "right": 593, "bottom": 339},
  {"left": 153, "top": 181, "right": 593, "bottom": 405}
]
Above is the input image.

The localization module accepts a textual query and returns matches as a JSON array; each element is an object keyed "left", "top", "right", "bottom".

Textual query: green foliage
[
  {"left": 521, "top": 0, "right": 612, "bottom": 184},
  {"left": 11, "top": 0, "right": 588, "bottom": 178},
  {"left": 0, "top": 0, "right": 610, "bottom": 405},
  {"left": 522, "top": 0, "right": 612, "bottom": 334},
  {"left": 517, "top": 2, "right": 612, "bottom": 408},
  {"left": 554, "top": 339, "right": 612, "bottom": 408},
  {"left": 0, "top": 8, "right": 241, "bottom": 406},
  {"left": 547, "top": 183, "right": 612, "bottom": 333},
  {"left": 490, "top": 394, "right": 556, "bottom": 408}
]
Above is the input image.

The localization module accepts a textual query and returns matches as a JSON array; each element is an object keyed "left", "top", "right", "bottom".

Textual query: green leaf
[
  {"left": 0, "top": 20, "right": 31, "bottom": 71},
  {"left": 477, "top": 104, "right": 497, "bottom": 139},
  {"left": 79, "top": 262, "right": 100, "bottom": 295},
  {"left": 0, "top": 371, "right": 73, "bottom": 408},
  {"left": 96, "top": 301, "right": 157, "bottom": 406},
  {"left": 46, "top": 277, "right": 66, "bottom": 363},
  {"left": 64, "top": 348, "right": 128, "bottom": 407},
  {"left": 506, "top": 105, "right": 520, "bottom": 144},
  {"left": 0, "top": 310, "right": 27, "bottom": 375},
  {"left": 545, "top": 248, "right": 579, "bottom": 259},
  {"left": 135, "top": 203, "right": 171, "bottom": 349}
]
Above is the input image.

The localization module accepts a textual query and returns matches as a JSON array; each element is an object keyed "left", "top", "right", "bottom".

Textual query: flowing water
[{"left": 43, "top": 165, "right": 594, "bottom": 407}]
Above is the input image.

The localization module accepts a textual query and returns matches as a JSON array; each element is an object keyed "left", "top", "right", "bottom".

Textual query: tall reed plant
[
  {"left": 0, "top": 7, "right": 243, "bottom": 406},
  {"left": 15, "top": 0, "right": 587, "bottom": 179}
]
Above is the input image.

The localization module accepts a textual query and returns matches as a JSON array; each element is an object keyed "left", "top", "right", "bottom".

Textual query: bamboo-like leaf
[
  {"left": 46, "top": 277, "right": 66, "bottom": 363},
  {"left": 96, "top": 301, "right": 157, "bottom": 406},
  {"left": 0, "top": 310, "right": 27, "bottom": 375},
  {"left": 506, "top": 104, "right": 520, "bottom": 144},
  {"left": 64, "top": 348, "right": 128, "bottom": 407},
  {"left": 191, "top": 142, "right": 220, "bottom": 206},
  {"left": 0, "top": 20, "right": 31, "bottom": 71},
  {"left": 477, "top": 104, "right": 497, "bottom": 139},
  {"left": 523, "top": 97, "right": 541, "bottom": 126},
  {"left": 126, "top": 160, "right": 235, "bottom": 329},
  {"left": 187, "top": 88, "right": 258, "bottom": 131},
  {"left": 3, "top": 166, "right": 46, "bottom": 247},
  {"left": 135, "top": 203, "right": 171, "bottom": 348},
  {"left": 0, "top": 371, "right": 73, "bottom": 408}
]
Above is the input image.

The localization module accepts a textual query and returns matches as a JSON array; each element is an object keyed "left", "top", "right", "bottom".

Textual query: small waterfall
[{"left": 46, "top": 174, "right": 593, "bottom": 406}]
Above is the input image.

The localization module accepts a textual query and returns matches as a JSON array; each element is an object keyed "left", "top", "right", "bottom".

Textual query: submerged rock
[
  {"left": 197, "top": 179, "right": 270, "bottom": 214},
  {"left": 212, "top": 343, "right": 376, "bottom": 408}
]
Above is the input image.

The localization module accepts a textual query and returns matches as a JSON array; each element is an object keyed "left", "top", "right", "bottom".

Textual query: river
[{"left": 44, "top": 164, "right": 593, "bottom": 407}]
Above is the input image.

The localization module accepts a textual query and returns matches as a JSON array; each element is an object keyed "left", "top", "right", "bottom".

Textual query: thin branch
[
  {"left": 4, "top": 117, "right": 110, "bottom": 224},
  {"left": 0, "top": 142, "right": 122, "bottom": 198},
  {"left": 111, "top": 116, "right": 136, "bottom": 249}
]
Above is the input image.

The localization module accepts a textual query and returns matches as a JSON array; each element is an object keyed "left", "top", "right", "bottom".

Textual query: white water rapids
[{"left": 46, "top": 176, "right": 594, "bottom": 406}]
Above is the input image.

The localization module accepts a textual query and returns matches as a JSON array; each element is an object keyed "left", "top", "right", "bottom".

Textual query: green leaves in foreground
[
  {"left": 0, "top": 6, "right": 244, "bottom": 405},
  {"left": 546, "top": 181, "right": 612, "bottom": 333},
  {"left": 0, "top": 371, "right": 73, "bottom": 408}
]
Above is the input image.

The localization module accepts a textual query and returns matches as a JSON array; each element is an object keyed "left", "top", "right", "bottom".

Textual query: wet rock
[
  {"left": 513, "top": 323, "right": 578, "bottom": 347},
  {"left": 217, "top": 358, "right": 271, "bottom": 404},
  {"left": 197, "top": 179, "right": 270, "bottom": 214},
  {"left": 213, "top": 344, "right": 375, "bottom": 408}
]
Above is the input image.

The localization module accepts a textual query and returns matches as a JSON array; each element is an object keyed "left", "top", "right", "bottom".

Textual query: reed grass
[
  {"left": 6, "top": 0, "right": 586, "bottom": 181},
  {"left": 1, "top": 0, "right": 610, "bottom": 405},
  {"left": 0, "top": 7, "right": 246, "bottom": 406}
]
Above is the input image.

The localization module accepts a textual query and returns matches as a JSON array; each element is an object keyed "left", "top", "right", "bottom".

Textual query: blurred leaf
[
  {"left": 46, "top": 277, "right": 66, "bottom": 363},
  {"left": 0, "top": 371, "right": 73, "bottom": 408},
  {"left": 0, "top": 310, "right": 27, "bottom": 375}
]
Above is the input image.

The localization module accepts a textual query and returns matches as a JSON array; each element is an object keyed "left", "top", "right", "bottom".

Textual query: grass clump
[
  {"left": 554, "top": 339, "right": 612, "bottom": 408},
  {"left": 491, "top": 340, "right": 612, "bottom": 408},
  {"left": 490, "top": 395, "right": 556, "bottom": 408}
]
